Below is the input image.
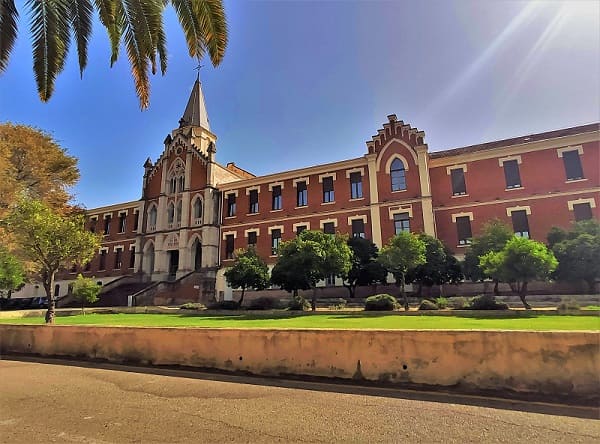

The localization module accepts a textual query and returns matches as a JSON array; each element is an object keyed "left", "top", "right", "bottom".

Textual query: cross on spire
[{"left": 194, "top": 63, "right": 204, "bottom": 81}]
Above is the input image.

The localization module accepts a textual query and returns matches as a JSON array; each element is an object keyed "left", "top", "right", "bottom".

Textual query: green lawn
[{"left": 0, "top": 312, "right": 598, "bottom": 330}]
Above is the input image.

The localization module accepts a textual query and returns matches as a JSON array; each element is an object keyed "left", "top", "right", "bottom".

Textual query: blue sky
[{"left": 1, "top": 0, "right": 598, "bottom": 209}]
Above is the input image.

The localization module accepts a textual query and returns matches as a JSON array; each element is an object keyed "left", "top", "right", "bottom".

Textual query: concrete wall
[{"left": 1, "top": 325, "right": 597, "bottom": 401}]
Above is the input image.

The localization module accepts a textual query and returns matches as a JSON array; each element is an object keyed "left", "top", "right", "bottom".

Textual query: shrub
[
  {"left": 179, "top": 302, "right": 206, "bottom": 311},
  {"left": 209, "top": 300, "right": 241, "bottom": 310},
  {"left": 468, "top": 294, "right": 509, "bottom": 310},
  {"left": 557, "top": 299, "right": 580, "bottom": 312},
  {"left": 434, "top": 297, "right": 448, "bottom": 309},
  {"left": 287, "top": 296, "right": 310, "bottom": 311},
  {"left": 450, "top": 297, "right": 468, "bottom": 310},
  {"left": 364, "top": 294, "right": 398, "bottom": 311},
  {"left": 418, "top": 299, "right": 438, "bottom": 310},
  {"left": 248, "top": 297, "right": 280, "bottom": 310},
  {"left": 328, "top": 298, "right": 347, "bottom": 310}
]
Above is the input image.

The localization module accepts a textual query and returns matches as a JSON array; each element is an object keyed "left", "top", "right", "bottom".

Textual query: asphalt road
[{"left": 1, "top": 359, "right": 598, "bottom": 443}]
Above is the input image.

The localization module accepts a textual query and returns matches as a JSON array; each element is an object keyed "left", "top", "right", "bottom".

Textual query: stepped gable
[{"left": 366, "top": 114, "right": 426, "bottom": 154}]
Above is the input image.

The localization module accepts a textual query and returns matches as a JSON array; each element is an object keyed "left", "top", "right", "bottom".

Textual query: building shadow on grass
[{"left": 8, "top": 355, "right": 598, "bottom": 420}]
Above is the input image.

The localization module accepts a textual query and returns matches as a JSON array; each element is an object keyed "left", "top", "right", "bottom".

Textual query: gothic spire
[{"left": 179, "top": 78, "right": 210, "bottom": 131}]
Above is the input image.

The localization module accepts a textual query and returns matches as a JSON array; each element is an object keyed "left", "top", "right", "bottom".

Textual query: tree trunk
[
  {"left": 519, "top": 281, "right": 531, "bottom": 309},
  {"left": 43, "top": 271, "right": 56, "bottom": 324},
  {"left": 238, "top": 287, "right": 245, "bottom": 306},
  {"left": 493, "top": 280, "right": 499, "bottom": 296},
  {"left": 311, "top": 287, "right": 317, "bottom": 311},
  {"left": 342, "top": 283, "right": 355, "bottom": 299},
  {"left": 400, "top": 276, "right": 408, "bottom": 311}
]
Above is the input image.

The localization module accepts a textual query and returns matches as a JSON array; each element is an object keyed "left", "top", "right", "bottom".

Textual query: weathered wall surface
[{"left": 1, "top": 326, "right": 598, "bottom": 400}]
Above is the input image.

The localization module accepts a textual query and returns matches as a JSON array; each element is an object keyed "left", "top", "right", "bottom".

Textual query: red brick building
[{"left": 19, "top": 80, "right": 597, "bottom": 303}]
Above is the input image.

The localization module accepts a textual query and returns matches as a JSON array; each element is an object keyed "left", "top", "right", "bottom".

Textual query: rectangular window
[
  {"left": 450, "top": 169, "right": 467, "bottom": 195},
  {"left": 129, "top": 247, "right": 136, "bottom": 269},
  {"left": 323, "top": 222, "right": 335, "bottom": 235},
  {"left": 132, "top": 212, "right": 139, "bottom": 232},
  {"left": 296, "top": 225, "right": 307, "bottom": 236},
  {"left": 271, "top": 229, "right": 282, "bottom": 255},
  {"left": 99, "top": 250, "right": 107, "bottom": 270},
  {"left": 225, "top": 235, "right": 235, "bottom": 259},
  {"left": 573, "top": 203, "right": 593, "bottom": 221},
  {"left": 297, "top": 181, "right": 308, "bottom": 206},
  {"left": 248, "top": 231, "right": 257, "bottom": 247},
  {"left": 114, "top": 249, "right": 123, "bottom": 269},
  {"left": 393, "top": 213, "right": 410, "bottom": 234},
  {"left": 226, "top": 194, "right": 236, "bottom": 217},
  {"left": 511, "top": 210, "right": 530, "bottom": 238},
  {"left": 103, "top": 215, "right": 111, "bottom": 235},
  {"left": 90, "top": 218, "right": 97, "bottom": 233},
  {"left": 563, "top": 150, "right": 584, "bottom": 180},
  {"left": 455, "top": 216, "right": 473, "bottom": 245},
  {"left": 350, "top": 172, "right": 363, "bottom": 199},
  {"left": 118, "top": 213, "right": 127, "bottom": 233},
  {"left": 351, "top": 219, "right": 365, "bottom": 238},
  {"left": 249, "top": 189, "right": 259, "bottom": 214},
  {"left": 322, "top": 176, "right": 334, "bottom": 203},
  {"left": 272, "top": 185, "right": 282, "bottom": 210},
  {"left": 326, "top": 274, "right": 336, "bottom": 286},
  {"left": 503, "top": 160, "right": 522, "bottom": 188}
]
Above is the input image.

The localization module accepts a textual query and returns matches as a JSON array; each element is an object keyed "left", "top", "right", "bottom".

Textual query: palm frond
[
  {"left": 69, "top": 0, "right": 93, "bottom": 78},
  {"left": 0, "top": 0, "right": 19, "bottom": 73},
  {"left": 192, "top": 0, "right": 227, "bottom": 66},
  {"left": 170, "top": 0, "right": 203, "bottom": 59},
  {"left": 28, "top": 0, "right": 72, "bottom": 101},
  {"left": 94, "top": 0, "right": 123, "bottom": 66}
]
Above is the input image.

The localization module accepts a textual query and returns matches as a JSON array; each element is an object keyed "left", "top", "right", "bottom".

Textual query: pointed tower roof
[{"left": 179, "top": 78, "right": 210, "bottom": 130}]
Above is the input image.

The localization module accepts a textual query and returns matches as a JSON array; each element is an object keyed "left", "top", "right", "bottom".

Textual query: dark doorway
[
  {"left": 168, "top": 250, "right": 179, "bottom": 281},
  {"left": 193, "top": 239, "right": 202, "bottom": 271}
]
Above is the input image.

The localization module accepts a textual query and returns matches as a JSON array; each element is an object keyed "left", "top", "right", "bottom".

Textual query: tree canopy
[
  {"left": 548, "top": 220, "right": 600, "bottom": 293},
  {"left": 223, "top": 247, "right": 270, "bottom": 306},
  {"left": 342, "top": 237, "right": 387, "bottom": 299},
  {"left": 480, "top": 236, "right": 557, "bottom": 309},
  {"left": 0, "top": 0, "right": 228, "bottom": 108},
  {"left": 377, "top": 231, "right": 426, "bottom": 310},
  {"left": 0, "top": 246, "right": 25, "bottom": 296},
  {"left": 72, "top": 273, "right": 101, "bottom": 311},
  {"left": 5, "top": 198, "right": 101, "bottom": 322}
]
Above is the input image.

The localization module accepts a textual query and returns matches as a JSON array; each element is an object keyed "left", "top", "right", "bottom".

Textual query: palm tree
[{"left": 0, "top": 0, "right": 227, "bottom": 109}]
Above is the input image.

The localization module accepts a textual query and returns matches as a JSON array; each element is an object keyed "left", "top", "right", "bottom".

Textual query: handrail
[{"left": 131, "top": 270, "right": 198, "bottom": 306}]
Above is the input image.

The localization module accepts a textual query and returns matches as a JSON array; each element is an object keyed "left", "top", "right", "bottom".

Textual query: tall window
[
  {"left": 455, "top": 216, "right": 472, "bottom": 245},
  {"left": 103, "top": 215, "right": 111, "bottom": 235},
  {"left": 393, "top": 213, "right": 410, "bottom": 234},
  {"left": 193, "top": 198, "right": 202, "bottom": 224},
  {"left": 225, "top": 235, "right": 235, "bottom": 259},
  {"left": 563, "top": 150, "right": 584, "bottom": 180},
  {"left": 249, "top": 189, "right": 259, "bottom": 214},
  {"left": 169, "top": 176, "right": 177, "bottom": 194},
  {"left": 148, "top": 206, "right": 157, "bottom": 231},
  {"left": 167, "top": 203, "right": 175, "bottom": 226},
  {"left": 297, "top": 181, "right": 308, "bottom": 206},
  {"left": 271, "top": 229, "right": 282, "bottom": 255},
  {"left": 350, "top": 172, "right": 363, "bottom": 199},
  {"left": 450, "top": 168, "right": 467, "bottom": 195},
  {"left": 226, "top": 193, "right": 236, "bottom": 217},
  {"left": 573, "top": 203, "right": 593, "bottom": 221},
  {"left": 272, "top": 185, "right": 282, "bottom": 210},
  {"left": 503, "top": 160, "right": 522, "bottom": 189},
  {"left": 248, "top": 231, "right": 258, "bottom": 248},
  {"left": 322, "top": 176, "right": 334, "bottom": 203},
  {"left": 118, "top": 213, "right": 127, "bottom": 233},
  {"left": 114, "top": 249, "right": 123, "bottom": 269},
  {"left": 390, "top": 158, "right": 406, "bottom": 191},
  {"left": 99, "top": 250, "right": 107, "bottom": 270},
  {"left": 129, "top": 247, "right": 136, "bottom": 269},
  {"left": 511, "top": 210, "right": 530, "bottom": 238},
  {"left": 176, "top": 201, "right": 182, "bottom": 226},
  {"left": 178, "top": 176, "right": 185, "bottom": 192},
  {"left": 132, "top": 211, "right": 139, "bottom": 232},
  {"left": 323, "top": 222, "right": 335, "bottom": 235},
  {"left": 351, "top": 219, "right": 365, "bottom": 238}
]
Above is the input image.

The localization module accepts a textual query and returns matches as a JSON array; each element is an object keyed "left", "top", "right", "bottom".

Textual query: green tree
[
  {"left": 271, "top": 230, "right": 352, "bottom": 311},
  {"left": 341, "top": 237, "right": 387, "bottom": 299},
  {"left": 0, "top": 0, "right": 227, "bottom": 109},
  {"left": 377, "top": 231, "right": 426, "bottom": 311},
  {"left": 72, "top": 273, "right": 101, "bottom": 312},
  {"left": 480, "top": 236, "right": 558, "bottom": 309},
  {"left": 224, "top": 247, "right": 270, "bottom": 306},
  {"left": 0, "top": 246, "right": 26, "bottom": 297},
  {"left": 548, "top": 220, "right": 600, "bottom": 293},
  {"left": 406, "top": 234, "right": 463, "bottom": 297},
  {"left": 5, "top": 198, "right": 101, "bottom": 323},
  {"left": 463, "top": 219, "right": 513, "bottom": 295}
]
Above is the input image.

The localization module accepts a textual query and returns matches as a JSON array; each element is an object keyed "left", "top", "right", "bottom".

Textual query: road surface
[{"left": 1, "top": 359, "right": 598, "bottom": 443}]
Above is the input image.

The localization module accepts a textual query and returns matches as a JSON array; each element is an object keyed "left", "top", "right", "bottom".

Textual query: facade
[{"left": 17, "top": 80, "right": 599, "bottom": 302}]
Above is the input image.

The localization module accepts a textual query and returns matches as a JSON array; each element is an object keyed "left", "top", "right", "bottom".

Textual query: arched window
[
  {"left": 390, "top": 158, "right": 406, "bottom": 191},
  {"left": 148, "top": 206, "right": 157, "bottom": 231},
  {"left": 176, "top": 201, "right": 182, "bottom": 225},
  {"left": 178, "top": 176, "right": 185, "bottom": 192},
  {"left": 169, "top": 177, "right": 177, "bottom": 194},
  {"left": 167, "top": 202, "right": 175, "bottom": 225},
  {"left": 193, "top": 198, "right": 203, "bottom": 224}
]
